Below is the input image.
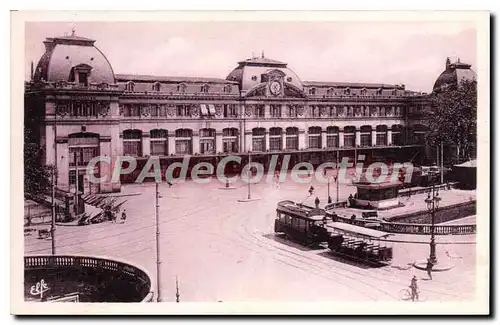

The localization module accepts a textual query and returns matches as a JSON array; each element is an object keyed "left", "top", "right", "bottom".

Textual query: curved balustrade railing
[
  {"left": 25, "top": 255, "right": 153, "bottom": 302},
  {"left": 328, "top": 213, "right": 476, "bottom": 235}
]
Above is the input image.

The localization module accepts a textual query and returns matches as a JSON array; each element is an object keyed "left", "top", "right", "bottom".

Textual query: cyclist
[{"left": 410, "top": 275, "right": 419, "bottom": 301}]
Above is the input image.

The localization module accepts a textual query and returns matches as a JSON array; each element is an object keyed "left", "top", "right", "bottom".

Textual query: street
[{"left": 24, "top": 175, "right": 476, "bottom": 302}]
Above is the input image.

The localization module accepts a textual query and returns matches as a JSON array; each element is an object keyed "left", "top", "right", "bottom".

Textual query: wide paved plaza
[{"left": 25, "top": 175, "right": 477, "bottom": 302}]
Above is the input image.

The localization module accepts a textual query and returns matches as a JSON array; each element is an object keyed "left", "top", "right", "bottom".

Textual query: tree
[
  {"left": 425, "top": 79, "right": 477, "bottom": 161},
  {"left": 24, "top": 127, "right": 55, "bottom": 198}
]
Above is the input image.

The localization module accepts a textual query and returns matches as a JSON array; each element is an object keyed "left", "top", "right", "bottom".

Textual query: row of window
[
  {"left": 124, "top": 82, "right": 234, "bottom": 94},
  {"left": 247, "top": 105, "right": 404, "bottom": 118},
  {"left": 308, "top": 87, "right": 402, "bottom": 96},
  {"left": 121, "top": 104, "right": 238, "bottom": 118}
]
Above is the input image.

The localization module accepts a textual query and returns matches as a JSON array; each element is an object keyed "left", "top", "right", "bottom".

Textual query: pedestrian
[
  {"left": 410, "top": 276, "right": 419, "bottom": 301},
  {"left": 309, "top": 186, "right": 315, "bottom": 196},
  {"left": 426, "top": 259, "right": 433, "bottom": 280},
  {"left": 121, "top": 209, "right": 127, "bottom": 223}
]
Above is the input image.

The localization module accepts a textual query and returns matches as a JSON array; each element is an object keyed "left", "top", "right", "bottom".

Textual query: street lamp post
[
  {"left": 155, "top": 181, "right": 162, "bottom": 302},
  {"left": 327, "top": 177, "right": 332, "bottom": 204},
  {"left": 425, "top": 185, "right": 441, "bottom": 265}
]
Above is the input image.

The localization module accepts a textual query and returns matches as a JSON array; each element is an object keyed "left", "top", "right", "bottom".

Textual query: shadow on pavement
[
  {"left": 316, "top": 251, "right": 388, "bottom": 270},
  {"left": 262, "top": 233, "right": 326, "bottom": 251}
]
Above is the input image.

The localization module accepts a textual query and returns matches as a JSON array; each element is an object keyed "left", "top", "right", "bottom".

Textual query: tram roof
[
  {"left": 326, "top": 222, "right": 392, "bottom": 239},
  {"left": 277, "top": 200, "right": 325, "bottom": 220}
]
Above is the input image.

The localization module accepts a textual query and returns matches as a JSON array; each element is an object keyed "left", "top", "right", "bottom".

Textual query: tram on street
[
  {"left": 326, "top": 222, "right": 394, "bottom": 266},
  {"left": 275, "top": 200, "right": 331, "bottom": 246}
]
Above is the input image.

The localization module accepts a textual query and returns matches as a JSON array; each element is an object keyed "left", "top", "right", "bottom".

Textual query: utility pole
[
  {"left": 336, "top": 149, "right": 340, "bottom": 203},
  {"left": 440, "top": 141, "right": 444, "bottom": 184},
  {"left": 247, "top": 153, "right": 252, "bottom": 200},
  {"left": 155, "top": 182, "right": 162, "bottom": 302},
  {"left": 74, "top": 151, "right": 79, "bottom": 215},
  {"left": 51, "top": 169, "right": 56, "bottom": 255}
]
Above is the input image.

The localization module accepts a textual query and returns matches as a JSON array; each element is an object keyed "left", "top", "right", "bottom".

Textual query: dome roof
[
  {"left": 226, "top": 55, "right": 303, "bottom": 92},
  {"left": 33, "top": 34, "right": 115, "bottom": 84},
  {"left": 433, "top": 57, "right": 476, "bottom": 92}
]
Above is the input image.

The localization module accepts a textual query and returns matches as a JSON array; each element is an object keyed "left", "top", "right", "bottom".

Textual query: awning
[
  {"left": 208, "top": 104, "right": 216, "bottom": 115},
  {"left": 326, "top": 222, "right": 392, "bottom": 239},
  {"left": 200, "top": 104, "right": 208, "bottom": 116}
]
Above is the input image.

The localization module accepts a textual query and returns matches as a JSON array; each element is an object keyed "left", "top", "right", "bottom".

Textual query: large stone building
[{"left": 24, "top": 33, "right": 475, "bottom": 194}]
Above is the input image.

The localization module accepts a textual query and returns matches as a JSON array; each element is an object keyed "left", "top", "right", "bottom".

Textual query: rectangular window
[
  {"left": 344, "top": 134, "right": 355, "bottom": 147},
  {"left": 271, "top": 105, "right": 281, "bottom": 117},
  {"left": 286, "top": 136, "right": 298, "bottom": 150},
  {"left": 150, "top": 141, "right": 167, "bottom": 156},
  {"left": 288, "top": 106, "right": 297, "bottom": 117},
  {"left": 78, "top": 72, "right": 88, "bottom": 86},
  {"left": 200, "top": 139, "right": 215, "bottom": 154},
  {"left": 223, "top": 139, "right": 238, "bottom": 153},
  {"left": 376, "top": 133, "right": 387, "bottom": 146},
  {"left": 360, "top": 134, "right": 371, "bottom": 147},
  {"left": 269, "top": 136, "right": 282, "bottom": 151},
  {"left": 175, "top": 140, "right": 192, "bottom": 154},
  {"left": 327, "top": 135, "right": 339, "bottom": 148},
  {"left": 252, "top": 137, "right": 265, "bottom": 152},
  {"left": 308, "top": 135, "right": 321, "bottom": 149},
  {"left": 392, "top": 132, "right": 403, "bottom": 145},
  {"left": 255, "top": 105, "right": 265, "bottom": 118},
  {"left": 123, "top": 141, "right": 142, "bottom": 156}
]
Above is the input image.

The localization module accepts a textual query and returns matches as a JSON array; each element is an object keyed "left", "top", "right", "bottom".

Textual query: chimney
[
  {"left": 446, "top": 57, "right": 451, "bottom": 69},
  {"left": 30, "top": 61, "right": 34, "bottom": 81}
]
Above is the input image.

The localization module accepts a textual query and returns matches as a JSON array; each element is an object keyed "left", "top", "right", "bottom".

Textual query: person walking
[
  {"left": 410, "top": 276, "right": 419, "bottom": 301},
  {"left": 426, "top": 259, "right": 433, "bottom": 280},
  {"left": 121, "top": 209, "right": 127, "bottom": 223}
]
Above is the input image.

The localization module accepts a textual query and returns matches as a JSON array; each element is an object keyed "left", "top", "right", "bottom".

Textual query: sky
[{"left": 24, "top": 21, "right": 477, "bottom": 93}]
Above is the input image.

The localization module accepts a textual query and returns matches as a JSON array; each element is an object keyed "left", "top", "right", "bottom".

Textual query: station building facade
[{"left": 24, "top": 33, "right": 474, "bottom": 194}]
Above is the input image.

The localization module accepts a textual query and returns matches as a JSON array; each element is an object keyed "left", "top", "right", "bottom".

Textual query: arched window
[
  {"left": 360, "top": 125, "right": 372, "bottom": 147},
  {"left": 150, "top": 129, "right": 168, "bottom": 156},
  {"left": 123, "top": 130, "right": 142, "bottom": 156},
  {"left": 360, "top": 88, "right": 367, "bottom": 96},
  {"left": 199, "top": 128, "right": 216, "bottom": 154},
  {"left": 125, "top": 81, "right": 135, "bottom": 92},
  {"left": 223, "top": 85, "right": 232, "bottom": 93},
  {"left": 327, "top": 88, "right": 334, "bottom": 97},
  {"left": 326, "top": 126, "right": 339, "bottom": 148},
  {"left": 269, "top": 127, "right": 283, "bottom": 151},
  {"left": 177, "top": 83, "right": 187, "bottom": 93},
  {"left": 375, "top": 125, "right": 388, "bottom": 146},
  {"left": 252, "top": 128, "right": 266, "bottom": 152},
  {"left": 308, "top": 126, "right": 322, "bottom": 149},
  {"left": 391, "top": 124, "right": 404, "bottom": 145},
  {"left": 285, "top": 127, "right": 299, "bottom": 150},
  {"left": 392, "top": 89, "right": 397, "bottom": 96},
  {"left": 153, "top": 82, "right": 161, "bottom": 92},
  {"left": 175, "top": 129, "right": 192, "bottom": 154},
  {"left": 222, "top": 128, "right": 239, "bottom": 153},
  {"left": 343, "top": 126, "right": 356, "bottom": 148},
  {"left": 309, "top": 87, "right": 316, "bottom": 95},
  {"left": 344, "top": 88, "right": 351, "bottom": 95}
]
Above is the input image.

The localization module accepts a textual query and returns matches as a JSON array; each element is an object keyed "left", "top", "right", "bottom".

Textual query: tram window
[
  {"left": 285, "top": 215, "right": 290, "bottom": 224},
  {"left": 298, "top": 218, "right": 306, "bottom": 229}
]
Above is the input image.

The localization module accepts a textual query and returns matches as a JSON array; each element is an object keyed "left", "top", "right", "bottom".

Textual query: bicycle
[{"left": 399, "top": 287, "right": 428, "bottom": 302}]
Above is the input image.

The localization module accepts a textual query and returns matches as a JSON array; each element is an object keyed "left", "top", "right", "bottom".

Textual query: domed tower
[
  {"left": 26, "top": 32, "right": 122, "bottom": 195},
  {"left": 33, "top": 32, "right": 115, "bottom": 85},
  {"left": 226, "top": 53, "right": 304, "bottom": 97},
  {"left": 433, "top": 57, "right": 477, "bottom": 93}
]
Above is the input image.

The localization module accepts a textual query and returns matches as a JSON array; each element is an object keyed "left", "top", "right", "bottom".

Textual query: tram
[
  {"left": 326, "top": 222, "right": 393, "bottom": 265},
  {"left": 275, "top": 200, "right": 331, "bottom": 246}
]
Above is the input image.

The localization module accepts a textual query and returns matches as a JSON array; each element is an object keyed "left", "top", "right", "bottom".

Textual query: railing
[
  {"left": 398, "top": 182, "right": 458, "bottom": 197},
  {"left": 328, "top": 213, "right": 476, "bottom": 235},
  {"left": 24, "top": 255, "right": 153, "bottom": 302}
]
